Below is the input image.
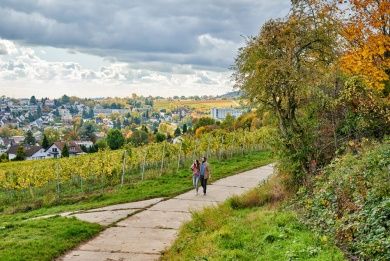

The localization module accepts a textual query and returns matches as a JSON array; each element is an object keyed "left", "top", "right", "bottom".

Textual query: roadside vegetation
[
  {"left": 295, "top": 141, "right": 390, "bottom": 260},
  {"left": 163, "top": 175, "right": 345, "bottom": 260}
]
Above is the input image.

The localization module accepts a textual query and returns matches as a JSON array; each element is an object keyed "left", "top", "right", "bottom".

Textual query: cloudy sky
[{"left": 0, "top": 0, "right": 290, "bottom": 98}]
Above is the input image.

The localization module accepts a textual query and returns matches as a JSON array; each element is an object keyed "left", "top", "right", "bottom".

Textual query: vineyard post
[
  {"left": 231, "top": 134, "right": 235, "bottom": 157},
  {"left": 160, "top": 142, "right": 166, "bottom": 176},
  {"left": 121, "top": 150, "right": 127, "bottom": 187},
  {"left": 100, "top": 153, "right": 105, "bottom": 193},
  {"left": 194, "top": 139, "right": 199, "bottom": 160},
  {"left": 29, "top": 185, "right": 35, "bottom": 199},
  {"left": 142, "top": 148, "right": 147, "bottom": 180},
  {"left": 206, "top": 138, "right": 210, "bottom": 159},
  {"left": 241, "top": 132, "right": 244, "bottom": 155},
  {"left": 220, "top": 136, "right": 224, "bottom": 160},
  {"left": 177, "top": 141, "right": 182, "bottom": 172},
  {"left": 56, "top": 162, "right": 60, "bottom": 198}
]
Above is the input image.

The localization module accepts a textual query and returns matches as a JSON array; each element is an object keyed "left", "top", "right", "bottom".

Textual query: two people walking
[{"left": 191, "top": 157, "right": 210, "bottom": 195}]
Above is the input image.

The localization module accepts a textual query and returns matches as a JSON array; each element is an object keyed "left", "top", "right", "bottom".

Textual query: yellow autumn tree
[{"left": 339, "top": 0, "right": 390, "bottom": 91}]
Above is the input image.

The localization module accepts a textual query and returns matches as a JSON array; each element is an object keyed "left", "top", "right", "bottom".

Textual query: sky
[{"left": 0, "top": 0, "right": 290, "bottom": 98}]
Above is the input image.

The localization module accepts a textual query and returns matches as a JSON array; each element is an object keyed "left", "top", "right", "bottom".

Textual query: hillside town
[{"left": 0, "top": 94, "right": 245, "bottom": 161}]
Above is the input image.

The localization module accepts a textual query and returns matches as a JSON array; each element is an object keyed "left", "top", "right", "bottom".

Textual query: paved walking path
[{"left": 58, "top": 164, "right": 274, "bottom": 261}]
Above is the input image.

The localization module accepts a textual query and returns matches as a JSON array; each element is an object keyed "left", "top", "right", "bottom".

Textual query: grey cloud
[
  {"left": 0, "top": 0, "right": 290, "bottom": 69},
  {"left": 195, "top": 72, "right": 218, "bottom": 85},
  {"left": 0, "top": 47, "right": 7, "bottom": 55}
]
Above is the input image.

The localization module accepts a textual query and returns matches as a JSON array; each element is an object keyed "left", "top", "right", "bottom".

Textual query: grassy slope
[
  {"left": 164, "top": 207, "right": 344, "bottom": 260},
  {"left": 0, "top": 150, "right": 272, "bottom": 261},
  {"left": 163, "top": 177, "right": 345, "bottom": 260}
]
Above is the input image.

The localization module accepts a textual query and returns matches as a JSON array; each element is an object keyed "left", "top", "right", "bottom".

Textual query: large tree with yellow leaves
[{"left": 339, "top": 0, "right": 390, "bottom": 91}]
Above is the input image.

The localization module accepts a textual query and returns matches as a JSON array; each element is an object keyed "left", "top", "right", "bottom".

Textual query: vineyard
[
  {"left": 154, "top": 99, "right": 240, "bottom": 112},
  {"left": 0, "top": 128, "right": 274, "bottom": 211}
]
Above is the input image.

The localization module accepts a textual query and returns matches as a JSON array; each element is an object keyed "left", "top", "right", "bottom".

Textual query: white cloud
[
  {"left": 0, "top": 39, "right": 18, "bottom": 55},
  {"left": 0, "top": 39, "right": 233, "bottom": 97}
]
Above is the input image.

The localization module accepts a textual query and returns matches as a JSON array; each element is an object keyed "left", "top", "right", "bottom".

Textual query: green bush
[{"left": 297, "top": 141, "right": 390, "bottom": 260}]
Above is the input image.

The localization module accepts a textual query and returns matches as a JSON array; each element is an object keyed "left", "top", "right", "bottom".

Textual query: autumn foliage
[{"left": 339, "top": 0, "right": 390, "bottom": 91}]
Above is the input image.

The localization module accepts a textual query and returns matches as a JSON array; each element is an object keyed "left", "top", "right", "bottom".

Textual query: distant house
[
  {"left": 95, "top": 118, "right": 103, "bottom": 124},
  {"left": 46, "top": 141, "right": 84, "bottom": 158},
  {"left": 45, "top": 99, "right": 55, "bottom": 107},
  {"left": 11, "top": 136, "right": 25, "bottom": 145},
  {"left": 0, "top": 117, "right": 19, "bottom": 128},
  {"left": 0, "top": 138, "right": 7, "bottom": 154},
  {"left": 19, "top": 99, "right": 30, "bottom": 106},
  {"left": 18, "top": 115, "right": 26, "bottom": 122},
  {"left": 1, "top": 137, "right": 15, "bottom": 149},
  {"left": 74, "top": 140, "right": 93, "bottom": 149},
  {"left": 102, "top": 118, "right": 114, "bottom": 128},
  {"left": 7, "top": 145, "right": 47, "bottom": 160},
  {"left": 31, "top": 118, "right": 44, "bottom": 128},
  {"left": 33, "top": 131, "right": 43, "bottom": 142}
]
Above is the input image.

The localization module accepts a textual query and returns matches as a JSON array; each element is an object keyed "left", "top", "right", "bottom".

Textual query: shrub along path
[{"left": 58, "top": 164, "right": 274, "bottom": 261}]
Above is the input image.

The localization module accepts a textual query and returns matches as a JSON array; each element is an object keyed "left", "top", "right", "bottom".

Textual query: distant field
[{"left": 155, "top": 99, "right": 241, "bottom": 112}]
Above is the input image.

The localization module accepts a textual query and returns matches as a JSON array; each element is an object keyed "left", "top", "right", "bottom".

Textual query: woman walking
[{"left": 191, "top": 159, "right": 201, "bottom": 195}]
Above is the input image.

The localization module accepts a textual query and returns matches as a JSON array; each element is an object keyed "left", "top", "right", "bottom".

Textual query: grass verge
[
  {"left": 163, "top": 175, "right": 345, "bottom": 260},
  {"left": 0, "top": 217, "right": 101, "bottom": 261}
]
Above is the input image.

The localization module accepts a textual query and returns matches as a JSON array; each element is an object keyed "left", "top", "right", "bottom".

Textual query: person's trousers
[
  {"left": 200, "top": 176, "right": 208, "bottom": 194},
  {"left": 192, "top": 175, "right": 200, "bottom": 192}
]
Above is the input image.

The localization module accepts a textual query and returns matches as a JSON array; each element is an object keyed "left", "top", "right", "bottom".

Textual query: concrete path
[{"left": 58, "top": 164, "right": 274, "bottom": 261}]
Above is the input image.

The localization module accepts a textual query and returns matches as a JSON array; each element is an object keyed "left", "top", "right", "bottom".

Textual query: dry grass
[{"left": 229, "top": 173, "right": 290, "bottom": 210}]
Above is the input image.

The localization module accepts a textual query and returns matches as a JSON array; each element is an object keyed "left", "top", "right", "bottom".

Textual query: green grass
[
  {"left": 0, "top": 217, "right": 101, "bottom": 261},
  {"left": 163, "top": 177, "right": 345, "bottom": 260},
  {"left": 0, "top": 150, "right": 273, "bottom": 261}
]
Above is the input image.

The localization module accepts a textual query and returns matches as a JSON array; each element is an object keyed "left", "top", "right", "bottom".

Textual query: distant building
[
  {"left": 46, "top": 141, "right": 84, "bottom": 158},
  {"left": 11, "top": 136, "right": 25, "bottom": 145},
  {"left": 94, "top": 106, "right": 131, "bottom": 116},
  {"left": 45, "top": 99, "right": 55, "bottom": 107},
  {"left": 7, "top": 145, "right": 47, "bottom": 160},
  {"left": 74, "top": 140, "right": 93, "bottom": 148},
  {"left": 0, "top": 117, "right": 19, "bottom": 128},
  {"left": 210, "top": 108, "right": 243, "bottom": 120},
  {"left": 0, "top": 137, "right": 15, "bottom": 149}
]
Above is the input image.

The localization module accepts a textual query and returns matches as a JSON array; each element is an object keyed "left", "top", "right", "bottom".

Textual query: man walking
[{"left": 200, "top": 156, "right": 210, "bottom": 195}]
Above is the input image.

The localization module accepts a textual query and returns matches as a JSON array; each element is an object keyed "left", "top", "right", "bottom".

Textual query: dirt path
[{"left": 58, "top": 164, "right": 274, "bottom": 261}]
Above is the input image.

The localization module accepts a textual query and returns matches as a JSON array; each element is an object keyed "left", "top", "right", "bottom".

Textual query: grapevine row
[{"left": 0, "top": 128, "right": 274, "bottom": 193}]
